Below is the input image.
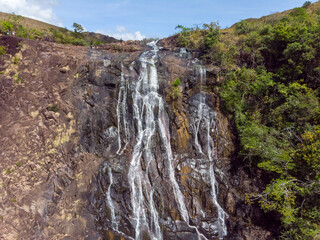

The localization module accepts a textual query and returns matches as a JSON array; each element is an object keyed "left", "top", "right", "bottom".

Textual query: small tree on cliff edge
[{"left": 72, "top": 23, "right": 84, "bottom": 33}]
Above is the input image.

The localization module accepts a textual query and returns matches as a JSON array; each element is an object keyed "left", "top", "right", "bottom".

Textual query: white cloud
[
  {"left": 0, "top": 0, "right": 61, "bottom": 25},
  {"left": 97, "top": 26, "right": 146, "bottom": 41}
]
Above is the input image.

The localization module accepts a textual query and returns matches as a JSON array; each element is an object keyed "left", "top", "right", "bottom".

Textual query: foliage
[
  {"left": 302, "top": 1, "right": 312, "bottom": 8},
  {"left": 0, "top": 46, "right": 6, "bottom": 55},
  {"left": 175, "top": 23, "right": 217, "bottom": 50},
  {"left": 72, "top": 22, "right": 84, "bottom": 33},
  {"left": 48, "top": 105, "right": 58, "bottom": 112},
  {"left": 93, "top": 40, "right": 101, "bottom": 46},
  {"left": 172, "top": 78, "right": 181, "bottom": 87},
  {"left": 2, "top": 21, "right": 13, "bottom": 31},
  {"left": 179, "top": 2, "right": 320, "bottom": 238},
  {"left": 0, "top": 14, "right": 114, "bottom": 46},
  {"left": 203, "top": 22, "right": 220, "bottom": 49},
  {"left": 14, "top": 74, "right": 22, "bottom": 84},
  {"left": 12, "top": 56, "right": 20, "bottom": 65},
  {"left": 71, "top": 38, "right": 87, "bottom": 46},
  {"left": 168, "top": 78, "right": 182, "bottom": 101},
  {"left": 15, "top": 161, "right": 22, "bottom": 167}
]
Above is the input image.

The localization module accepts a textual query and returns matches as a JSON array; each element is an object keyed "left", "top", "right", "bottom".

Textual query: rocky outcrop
[{"left": 0, "top": 36, "right": 276, "bottom": 239}]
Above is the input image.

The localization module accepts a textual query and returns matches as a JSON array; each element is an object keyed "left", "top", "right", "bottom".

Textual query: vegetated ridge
[{"left": 0, "top": 11, "right": 118, "bottom": 45}]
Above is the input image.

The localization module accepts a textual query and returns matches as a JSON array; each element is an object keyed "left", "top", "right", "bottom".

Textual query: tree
[
  {"left": 203, "top": 22, "right": 220, "bottom": 49},
  {"left": 72, "top": 23, "right": 84, "bottom": 33},
  {"left": 302, "top": 1, "right": 312, "bottom": 8}
]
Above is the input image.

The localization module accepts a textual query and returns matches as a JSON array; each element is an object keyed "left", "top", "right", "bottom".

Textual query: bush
[
  {"left": 93, "top": 40, "right": 101, "bottom": 46},
  {"left": 71, "top": 38, "right": 87, "bottom": 46},
  {"left": 235, "top": 20, "right": 251, "bottom": 35},
  {"left": 13, "top": 56, "right": 19, "bottom": 64},
  {"left": 0, "top": 46, "right": 6, "bottom": 55},
  {"left": 48, "top": 106, "right": 58, "bottom": 112},
  {"left": 14, "top": 74, "right": 22, "bottom": 84},
  {"left": 2, "top": 21, "right": 13, "bottom": 31},
  {"left": 172, "top": 78, "right": 181, "bottom": 87}
]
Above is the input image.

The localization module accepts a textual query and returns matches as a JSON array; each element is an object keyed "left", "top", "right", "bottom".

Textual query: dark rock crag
[{"left": 0, "top": 36, "right": 275, "bottom": 239}]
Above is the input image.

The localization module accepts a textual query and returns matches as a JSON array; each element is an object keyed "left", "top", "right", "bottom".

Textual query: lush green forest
[{"left": 176, "top": 2, "right": 320, "bottom": 239}]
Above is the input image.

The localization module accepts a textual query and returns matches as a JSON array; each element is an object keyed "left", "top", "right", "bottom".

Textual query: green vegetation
[
  {"left": 72, "top": 22, "right": 84, "bottom": 33},
  {"left": 12, "top": 56, "right": 19, "bottom": 65},
  {"left": 2, "top": 21, "right": 13, "bottom": 31},
  {"left": 15, "top": 161, "right": 22, "bottom": 167},
  {"left": 14, "top": 74, "right": 22, "bottom": 84},
  {"left": 172, "top": 78, "right": 181, "bottom": 87},
  {"left": 168, "top": 78, "right": 182, "bottom": 101},
  {"left": 0, "top": 13, "right": 116, "bottom": 46},
  {"left": 176, "top": 3, "right": 320, "bottom": 239},
  {"left": 303, "top": 1, "right": 312, "bottom": 8},
  {"left": 48, "top": 105, "right": 58, "bottom": 112},
  {"left": 5, "top": 168, "right": 13, "bottom": 175},
  {"left": 175, "top": 23, "right": 220, "bottom": 53},
  {"left": 0, "top": 46, "right": 6, "bottom": 55}
]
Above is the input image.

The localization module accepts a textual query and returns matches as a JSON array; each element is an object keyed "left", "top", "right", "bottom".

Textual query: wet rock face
[
  {"left": 88, "top": 44, "right": 274, "bottom": 240},
  {"left": 0, "top": 36, "right": 275, "bottom": 240}
]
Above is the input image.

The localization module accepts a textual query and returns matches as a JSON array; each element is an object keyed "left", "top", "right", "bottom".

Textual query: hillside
[
  {"left": 0, "top": 12, "right": 118, "bottom": 45},
  {"left": 0, "top": 2, "right": 320, "bottom": 240},
  {"left": 170, "top": 1, "right": 320, "bottom": 239}
]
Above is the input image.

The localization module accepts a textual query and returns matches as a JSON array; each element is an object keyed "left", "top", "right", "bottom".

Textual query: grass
[
  {"left": 12, "top": 56, "right": 19, "bottom": 65},
  {"left": 14, "top": 74, "right": 22, "bottom": 84},
  {"left": 48, "top": 105, "right": 58, "bottom": 112},
  {"left": 15, "top": 161, "right": 22, "bottom": 167},
  {"left": 0, "top": 45, "right": 6, "bottom": 55}
]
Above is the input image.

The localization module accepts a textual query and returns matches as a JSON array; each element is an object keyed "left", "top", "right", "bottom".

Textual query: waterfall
[
  {"left": 125, "top": 41, "right": 206, "bottom": 240},
  {"left": 127, "top": 41, "right": 163, "bottom": 240},
  {"left": 112, "top": 42, "right": 227, "bottom": 240},
  {"left": 105, "top": 165, "right": 118, "bottom": 230},
  {"left": 193, "top": 66, "right": 228, "bottom": 239},
  {"left": 117, "top": 64, "right": 130, "bottom": 155}
]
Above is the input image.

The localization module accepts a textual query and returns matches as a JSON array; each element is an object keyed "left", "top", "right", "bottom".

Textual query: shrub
[
  {"left": 14, "top": 74, "right": 22, "bottom": 84},
  {"left": 71, "top": 38, "right": 86, "bottom": 46},
  {"left": 93, "top": 40, "right": 101, "bottom": 46},
  {"left": 13, "top": 56, "right": 19, "bottom": 65},
  {"left": 0, "top": 46, "right": 6, "bottom": 55},
  {"left": 172, "top": 78, "right": 181, "bottom": 87},
  {"left": 15, "top": 161, "right": 22, "bottom": 167},
  {"left": 48, "top": 106, "right": 58, "bottom": 112},
  {"left": 2, "top": 21, "right": 13, "bottom": 31}
]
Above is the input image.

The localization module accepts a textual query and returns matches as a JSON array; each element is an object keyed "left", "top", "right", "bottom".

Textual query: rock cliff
[{"left": 0, "top": 35, "right": 276, "bottom": 239}]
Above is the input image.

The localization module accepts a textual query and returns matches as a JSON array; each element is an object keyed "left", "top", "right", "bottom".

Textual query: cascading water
[
  {"left": 116, "top": 64, "right": 130, "bottom": 155},
  {"left": 105, "top": 164, "right": 118, "bottom": 230},
  {"left": 102, "top": 42, "right": 228, "bottom": 240},
  {"left": 127, "top": 41, "right": 163, "bottom": 240},
  {"left": 192, "top": 66, "right": 228, "bottom": 239},
  {"left": 125, "top": 41, "right": 205, "bottom": 240}
]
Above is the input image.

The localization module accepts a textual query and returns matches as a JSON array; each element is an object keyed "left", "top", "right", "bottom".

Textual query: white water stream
[
  {"left": 193, "top": 66, "right": 228, "bottom": 239},
  {"left": 127, "top": 41, "right": 163, "bottom": 240},
  {"left": 112, "top": 42, "right": 227, "bottom": 239},
  {"left": 116, "top": 64, "right": 130, "bottom": 155}
]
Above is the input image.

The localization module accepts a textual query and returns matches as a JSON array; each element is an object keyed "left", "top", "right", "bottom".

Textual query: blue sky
[{"left": 0, "top": 0, "right": 318, "bottom": 40}]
